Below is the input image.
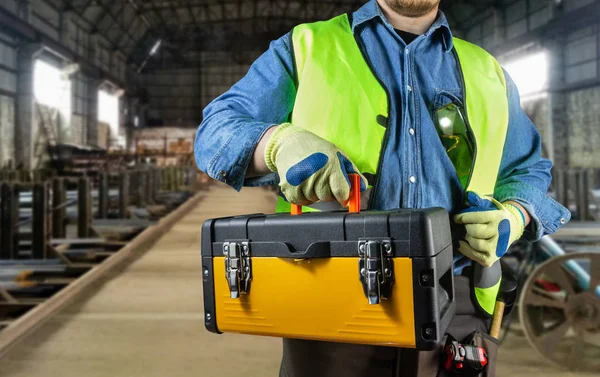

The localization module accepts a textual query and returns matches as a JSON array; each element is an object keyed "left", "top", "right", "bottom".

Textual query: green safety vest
[{"left": 276, "top": 14, "right": 509, "bottom": 316}]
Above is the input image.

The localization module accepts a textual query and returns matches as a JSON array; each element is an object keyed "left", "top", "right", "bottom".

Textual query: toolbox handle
[
  {"left": 291, "top": 173, "right": 361, "bottom": 215},
  {"left": 277, "top": 242, "right": 331, "bottom": 258}
]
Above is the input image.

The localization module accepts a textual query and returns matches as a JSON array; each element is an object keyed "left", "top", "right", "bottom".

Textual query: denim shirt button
[
  {"left": 409, "top": 176, "right": 416, "bottom": 184},
  {"left": 560, "top": 218, "right": 566, "bottom": 224},
  {"left": 219, "top": 170, "right": 227, "bottom": 178},
  {"left": 409, "top": 128, "right": 415, "bottom": 135},
  {"left": 407, "top": 85, "right": 412, "bottom": 92}
]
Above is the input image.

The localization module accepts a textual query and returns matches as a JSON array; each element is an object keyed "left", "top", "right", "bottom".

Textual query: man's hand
[
  {"left": 264, "top": 123, "right": 367, "bottom": 206},
  {"left": 453, "top": 192, "right": 526, "bottom": 267}
]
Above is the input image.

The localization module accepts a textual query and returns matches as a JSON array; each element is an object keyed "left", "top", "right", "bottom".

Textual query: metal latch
[
  {"left": 223, "top": 241, "right": 251, "bottom": 299},
  {"left": 358, "top": 240, "right": 394, "bottom": 305}
]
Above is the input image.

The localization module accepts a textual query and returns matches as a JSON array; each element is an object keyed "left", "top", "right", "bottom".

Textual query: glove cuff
[
  {"left": 504, "top": 203, "right": 525, "bottom": 239},
  {"left": 264, "top": 123, "right": 299, "bottom": 172}
]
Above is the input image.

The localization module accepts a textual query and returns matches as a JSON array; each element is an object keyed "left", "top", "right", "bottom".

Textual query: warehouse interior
[{"left": 0, "top": 0, "right": 599, "bottom": 376}]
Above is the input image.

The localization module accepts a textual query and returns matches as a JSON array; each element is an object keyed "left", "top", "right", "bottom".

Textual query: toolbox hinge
[
  {"left": 223, "top": 241, "right": 251, "bottom": 299},
  {"left": 358, "top": 239, "right": 394, "bottom": 305}
]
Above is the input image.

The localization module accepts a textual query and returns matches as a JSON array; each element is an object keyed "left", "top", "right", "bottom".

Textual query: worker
[{"left": 194, "top": 0, "right": 571, "bottom": 376}]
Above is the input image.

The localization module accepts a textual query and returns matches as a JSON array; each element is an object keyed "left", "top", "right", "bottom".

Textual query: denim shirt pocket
[{"left": 431, "top": 88, "right": 463, "bottom": 116}]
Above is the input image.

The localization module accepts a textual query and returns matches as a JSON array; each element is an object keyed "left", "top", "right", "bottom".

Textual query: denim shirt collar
[{"left": 351, "top": 0, "right": 454, "bottom": 53}]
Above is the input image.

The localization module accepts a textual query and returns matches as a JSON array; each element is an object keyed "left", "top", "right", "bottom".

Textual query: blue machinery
[{"left": 538, "top": 236, "right": 600, "bottom": 297}]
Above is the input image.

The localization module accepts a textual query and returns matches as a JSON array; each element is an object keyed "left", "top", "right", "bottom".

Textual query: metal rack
[{"left": 0, "top": 164, "right": 207, "bottom": 335}]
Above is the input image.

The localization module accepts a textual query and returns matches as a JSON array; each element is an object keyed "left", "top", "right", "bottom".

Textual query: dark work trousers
[{"left": 278, "top": 276, "right": 499, "bottom": 377}]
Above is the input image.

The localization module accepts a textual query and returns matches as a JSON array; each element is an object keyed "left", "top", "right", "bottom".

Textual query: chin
[{"left": 383, "top": 0, "right": 440, "bottom": 17}]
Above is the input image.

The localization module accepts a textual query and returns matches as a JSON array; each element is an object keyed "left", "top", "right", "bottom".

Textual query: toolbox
[{"left": 201, "top": 176, "right": 456, "bottom": 350}]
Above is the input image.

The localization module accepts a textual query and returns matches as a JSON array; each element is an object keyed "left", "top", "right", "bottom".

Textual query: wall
[
  {"left": 137, "top": 50, "right": 256, "bottom": 129},
  {"left": 564, "top": 26, "right": 598, "bottom": 86},
  {"left": 0, "top": 32, "right": 17, "bottom": 97},
  {"left": 70, "top": 72, "right": 88, "bottom": 143},
  {"left": 459, "top": 0, "right": 600, "bottom": 168},
  {"left": 566, "top": 86, "right": 600, "bottom": 168},
  {"left": 0, "top": 0, "right": 130, "bottom": 166},
  {"left": 460, "top": 0, "right": 599, "bottom": 89},
  {"left": 0, "top": 95, "right": 14, "bottom": 167},
  {"left": 461, "top": 0, "right": 593, "bottom": 50},
  {"left": 521, "top": 98, "right": 551, "bottom": 156},
  {"left": 0, "top": 30, "right": 17, "bottom": 166},
  {"left": 70, "top": 114, "right": 86, "bottom": 145},
  {"left": 139, "top": 68, "right": 202, "bottom": 128},
  {"left": 131, "top": 126, "right": 196, "bottom": 153},
  {"left": 200, "top": 52, "right": 254, "bottom": 111}
]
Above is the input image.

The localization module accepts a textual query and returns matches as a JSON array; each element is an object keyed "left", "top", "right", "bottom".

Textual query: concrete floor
[{"left": 0, "top": 184, "right": 594, "bottom": 377}]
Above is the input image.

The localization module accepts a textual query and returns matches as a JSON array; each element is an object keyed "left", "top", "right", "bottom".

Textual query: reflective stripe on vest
[{"left": 276, "top": 14, "right": 508, "bottom": 315}]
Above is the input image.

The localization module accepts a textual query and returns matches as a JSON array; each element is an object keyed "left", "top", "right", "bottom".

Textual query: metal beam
[
  {"left": 0, "top": 88, "right": 16, "bottom": 98},
  {"left": 0, "top": 6, "right": 37, "bottom": 39},
  {"left": 65, "top": 0, "right": 95, "bottom": 12},
  {"left": 59, "top": 0, "right": 142, "bottom": 68},
  {"left": 91, "top": 0, "right": 138, "bottom": 48},
  {"left": 138, "top": 0, "right": 364, "bottom": 15},
  {"left": 168, "top": 0, "right": 184, "bottom": 26},
  {"left": 126, "top": 0, "right": 154, "bottom": 29}
]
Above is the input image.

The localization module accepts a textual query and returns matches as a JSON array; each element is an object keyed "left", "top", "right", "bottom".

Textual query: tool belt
[{"left": 201, "top": 176, "right": 456, "bottom": 350}]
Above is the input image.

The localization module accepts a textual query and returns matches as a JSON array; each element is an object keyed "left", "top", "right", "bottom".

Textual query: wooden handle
[
  {"left": 290, "top": 173, "right": 361, "bottom": 215},
  {"left": 489, "top": 301, "right": 505, "bottom": 339}
]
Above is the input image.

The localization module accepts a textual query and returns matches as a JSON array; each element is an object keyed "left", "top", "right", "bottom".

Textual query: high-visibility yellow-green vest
[{"left": 275, "top": 14, "right": 509, "bottom": 316}]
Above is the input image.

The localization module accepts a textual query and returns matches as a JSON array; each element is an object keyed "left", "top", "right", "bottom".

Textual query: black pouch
[
  {"left": 463, "top": 331, "right": 499, "bottom": 377},
  {"left": 411, "top": 331, "right": 499, "bottom": 377},
  {"left": 434, "top": 331, "right": 499, "bottom": 377}
]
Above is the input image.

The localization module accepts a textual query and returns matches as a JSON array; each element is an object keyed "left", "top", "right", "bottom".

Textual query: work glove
[
  {"left": 453, "top": 192, "right": 526, "bottom": 267},
  {"left": 264, "top": 123, "right": 367, "bottom": 206}
]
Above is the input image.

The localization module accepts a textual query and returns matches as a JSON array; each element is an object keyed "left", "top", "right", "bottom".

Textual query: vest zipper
[
  {"left": 352, "top": 28, "right": 392, "bottom": 210},
  {"left": 451, "top": 48, "right": 478, "bottom": 197}
]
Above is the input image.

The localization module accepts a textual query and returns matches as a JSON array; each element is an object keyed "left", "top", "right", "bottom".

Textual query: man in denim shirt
[{"left": 195, "top": 0, "right": 570, "bottom": 375}]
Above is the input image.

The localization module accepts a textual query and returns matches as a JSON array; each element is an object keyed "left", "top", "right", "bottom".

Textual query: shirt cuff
[
  {"left": 494, "top": 182, "right": 571, "bottom": 241},
  {"left": 206, "top": 123, "right": 277, "bottom": 191}
]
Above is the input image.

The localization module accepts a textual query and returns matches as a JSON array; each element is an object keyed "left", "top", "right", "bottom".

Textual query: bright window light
[
  {"left": 503, "top": 51, "right": 549, "bottom": 100},
  {"left": 34, "top": 60, "right": 65, "bottom": 108},
  {"left": 98, "top": 90, "right": 124, "bottom": 147}
]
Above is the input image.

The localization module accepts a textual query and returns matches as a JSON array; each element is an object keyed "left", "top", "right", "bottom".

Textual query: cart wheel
[{"left": 519, "top": 251, "right": 600, "bottom": 372}]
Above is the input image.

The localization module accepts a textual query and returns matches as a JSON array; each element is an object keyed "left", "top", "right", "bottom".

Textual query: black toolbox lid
[{"left": 202, "top": 208, "right": 452, "bottom": 258}]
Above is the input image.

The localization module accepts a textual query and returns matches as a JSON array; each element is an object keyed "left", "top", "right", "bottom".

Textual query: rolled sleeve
[
  {"left": 495, "top": 182, "right": 571, "bottom": 240},
  {"left": 494, "top": 70, "right": 571, "bottom": 241},
  {"left": 194, "top": 33, "right": 296, "bottom": 191}
]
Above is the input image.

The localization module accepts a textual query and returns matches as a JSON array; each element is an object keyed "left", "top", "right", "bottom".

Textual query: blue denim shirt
[{"left": 194, "top": 0, "right": 571, "bottom": 243}]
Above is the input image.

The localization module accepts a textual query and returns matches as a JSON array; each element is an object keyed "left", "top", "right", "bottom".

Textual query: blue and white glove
[
  {"left": 453, "top": 192, "right": 526, "bottom": 267},
  {"left": 265, "top": 123, "right": 367, "bottom": 206}
]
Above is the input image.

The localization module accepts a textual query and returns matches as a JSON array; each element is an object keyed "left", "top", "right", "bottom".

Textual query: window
[
  {"left": 98, "top": 90, "right": 124, "bottom": 147},
  {"left": 34, "top": 60, "right": 70, "bottom": 108},
  {"left": 503, "top": 51, "right": 549, "bottom": 100}
]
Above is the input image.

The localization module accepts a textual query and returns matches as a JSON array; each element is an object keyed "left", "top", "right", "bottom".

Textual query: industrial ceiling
[{"left": 59, "top": 0, "right": 499, "bottom": 68}]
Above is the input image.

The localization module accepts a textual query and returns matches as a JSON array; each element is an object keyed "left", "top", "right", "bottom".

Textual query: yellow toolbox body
[{"left": 201, "top": 206, "right": 455, "bottom": 350}]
